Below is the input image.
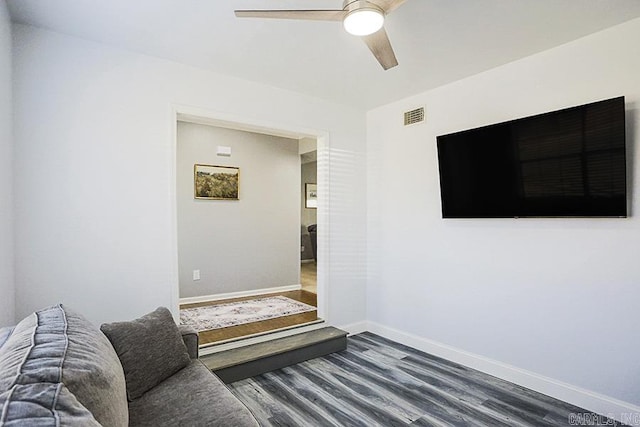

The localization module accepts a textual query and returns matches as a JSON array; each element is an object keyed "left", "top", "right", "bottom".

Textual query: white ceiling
[{"left": 8, "top": 0, "right": 640, "bottom": 109}]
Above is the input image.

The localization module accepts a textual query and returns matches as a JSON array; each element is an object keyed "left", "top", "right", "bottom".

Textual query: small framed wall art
[
  {"left": 194, "top": 164, "right": 239, "bottom": 200},
  {"left": 305, "top": 183, "right": 317, "bottom": 209}
]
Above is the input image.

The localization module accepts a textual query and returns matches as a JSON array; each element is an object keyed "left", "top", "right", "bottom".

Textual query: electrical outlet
[
  {"left": 300, "top": 246, "right": 305, "bottom": 252},
  {"left": 193, "top": 270, "right": 200, "bottom": 281}
]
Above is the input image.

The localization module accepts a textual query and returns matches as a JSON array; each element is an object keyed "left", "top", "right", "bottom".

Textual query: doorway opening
[{"left": 171, "top": 108, "right": 328, "bottom": 350}]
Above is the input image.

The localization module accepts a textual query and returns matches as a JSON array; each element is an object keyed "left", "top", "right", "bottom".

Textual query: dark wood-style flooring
[
  {"left": 181, "top": 290, "right": 318, "bottom": 346},
  {"left": 228, "top": 332, "right": 625, "bottom": 426}
]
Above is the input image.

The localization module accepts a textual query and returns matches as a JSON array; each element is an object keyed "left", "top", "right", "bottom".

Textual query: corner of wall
[{"left": 0, "top": 0, "right": 15, "bottom": 327}]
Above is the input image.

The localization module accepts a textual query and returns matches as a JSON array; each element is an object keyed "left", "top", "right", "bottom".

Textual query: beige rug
[{"left": 180, "top": 296, "right": 316, "bottom": 332}]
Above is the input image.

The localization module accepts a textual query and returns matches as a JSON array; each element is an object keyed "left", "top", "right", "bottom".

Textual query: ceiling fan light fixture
[{"left": 343, "top": 8, "right": 384, "bottom": 36}]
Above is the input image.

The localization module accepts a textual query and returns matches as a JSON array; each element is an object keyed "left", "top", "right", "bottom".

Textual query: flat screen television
[{"left": 436, "top": 96, "right": 627, "bottom": 218}]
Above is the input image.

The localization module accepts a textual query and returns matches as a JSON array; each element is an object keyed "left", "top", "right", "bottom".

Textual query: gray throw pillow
[{"left": 100, "top": 307, "right": 191, "bottom": 401}]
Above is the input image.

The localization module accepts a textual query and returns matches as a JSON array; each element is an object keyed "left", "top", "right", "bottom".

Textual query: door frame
[{"left": 169, "top": 104, "right": 330, "bottom": 324}]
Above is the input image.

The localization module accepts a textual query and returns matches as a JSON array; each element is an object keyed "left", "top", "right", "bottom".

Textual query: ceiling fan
[{"left": 234, "top": 0, "right": 406, "bottom": 70}]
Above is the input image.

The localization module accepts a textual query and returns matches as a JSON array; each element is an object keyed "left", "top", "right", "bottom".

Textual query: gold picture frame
[
  {"left": 194, "top": 164, "right": 239, "bottom": 200},
  {"left": 305, "top": 183, "right": 317, "bottom": 209}
]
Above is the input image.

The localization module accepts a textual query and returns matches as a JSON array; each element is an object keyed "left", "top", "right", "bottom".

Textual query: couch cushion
[
  {"left": 128, "top": 360, "right": 258, "bottom": 427},
  {"left": 0, "top": 314, "right": 38, "bottom": 390},
  {"left": 0, "top": 382, "right": 101, "bottom": 426},
  {"left": 0, "top": 304, "right": 128, "bottom": 427},
  {"left": 100, "top": 307, "right": 191, "bottom": 401},
  {"left": 0, "top": 327, "right": 13, "bottom": 349}
]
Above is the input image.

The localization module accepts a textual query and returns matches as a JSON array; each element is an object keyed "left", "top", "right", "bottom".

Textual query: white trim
[
  {"left": 367, "top": 322, "right": 640, "bottom": 425},
  {"left": 168, "top": 105, "right": 180, "bottom": 323},
  {"left": 179, "top": 284, "right": 302, "bottom": 305},
  {"left": 199, "top": 320, "right": 327, "bottom": 356},
  {"left": 315, "top": 134, "right": 329, "bottom": 322},
  {"left": 176, "top": 109, "right": 320, "bottom": 140},
  {"left": 337, "top": 321, "right": 369, "bottom": 336}
]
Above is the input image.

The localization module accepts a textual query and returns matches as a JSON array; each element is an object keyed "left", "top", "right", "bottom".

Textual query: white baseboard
[
  {"left": 336, "top": 321, "right": 369, "bottom": 336},
  {"left": 180, "top": 284, "right": 302, "bottom": 305},
  {"left": 367, "top": 322, "right": 640, "bottom": 425}
]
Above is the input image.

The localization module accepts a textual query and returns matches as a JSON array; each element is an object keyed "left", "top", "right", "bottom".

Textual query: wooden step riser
[
  {"left": 201, "top": 326, "right": 348, "bottom": 384},
  {"left": 213, "top": 334, "right": 347, "bottom": 384}
]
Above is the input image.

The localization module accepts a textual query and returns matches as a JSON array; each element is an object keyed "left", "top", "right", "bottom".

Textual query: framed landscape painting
[
  {"left": 305, "top": 183, "right": 317, "bottom": 208},
  {"left": 194, "top": 164, "right": 239, "bottom": 200}
]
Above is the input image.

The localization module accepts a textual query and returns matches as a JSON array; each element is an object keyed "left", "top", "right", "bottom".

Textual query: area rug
[{"left": 180, "top": 296, "right": 316, "bottom": 332}]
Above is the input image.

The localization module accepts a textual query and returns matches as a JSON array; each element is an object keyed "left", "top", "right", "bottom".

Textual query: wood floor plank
[
  {"left": 228, "top": 333, "right": 626, "bottom": 427},
  {"left": 268, "top": 368, "right": 370, "bottom": 427},
  {"left": 347, "top": 340, "right": 497, "bottom": 408},
  {"left": 396, "top": 352, "right": 571, "bottom": 421},
  {"left": 309, "top": 357, "right": 425, "bottom": 423},
  {"left": 325, "top": 351, "right": 515, "bottom": 427},
  {"left": 355, "top": 347, "right": 490, "bottom": 407},
  {"left": 256, "top": 372, "right": 339, "bottom": 426},
  {"left": 291, "top": 362, "right": 412, "bottom": 427},
  {"left": 300, "top": 262, "right": 317, "bottom": 294},
  {"left": 354, "top": 333, "right": 587, "bottom": 420},
  {"left": 229, "top": 379, "right": 283, "bottom": 421}
]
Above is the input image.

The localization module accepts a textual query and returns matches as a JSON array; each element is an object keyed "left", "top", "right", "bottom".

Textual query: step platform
[{"left": 200, "top": 326, "right": 347, "bottom": 384}]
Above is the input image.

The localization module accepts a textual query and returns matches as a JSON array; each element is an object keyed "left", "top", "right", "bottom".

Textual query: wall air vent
[{"left": 404, "top": 107, "right": 425, "bottom": 126}]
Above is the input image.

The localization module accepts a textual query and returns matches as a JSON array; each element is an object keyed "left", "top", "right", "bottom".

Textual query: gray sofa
[{"left": 0, "top": 304, "right": 258, "bottom": 426}]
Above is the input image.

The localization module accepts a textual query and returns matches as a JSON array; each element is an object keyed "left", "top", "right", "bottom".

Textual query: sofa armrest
[
  {"left": 179, "top": 325, "right": 199, "bottom": 359},
  {"left": 0, "top": 326, "right": 15, "bottom": 349}
]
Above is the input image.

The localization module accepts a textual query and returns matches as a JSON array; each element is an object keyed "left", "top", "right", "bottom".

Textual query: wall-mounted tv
[{"left": 436, "top": 96, "right": 627, "bottom": 218}]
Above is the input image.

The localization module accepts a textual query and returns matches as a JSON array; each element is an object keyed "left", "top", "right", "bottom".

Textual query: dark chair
[{"left": 307, "top": 224, "right": 317, "bottom": 262}]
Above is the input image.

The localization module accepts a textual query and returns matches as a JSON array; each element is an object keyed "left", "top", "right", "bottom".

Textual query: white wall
[
  {"left": 367, "top": 17, "right": 640, "bottom": 411},
  {"left": 0, "top": 1, "right": 14, "bottom": 327},
  {"left": 12, "top": 24, "right": 367, "bottom": 327},
  {"left": 177, "top": 122, "right": 300, "bottom": 298}
]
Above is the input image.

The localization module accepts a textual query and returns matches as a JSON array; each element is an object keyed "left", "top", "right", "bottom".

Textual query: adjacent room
[
  {"left": 176, "top": 119, "right": 321, "bottom": 346},
  {"left": 1, "top": 1, "right": 640, "bottom": 426}
]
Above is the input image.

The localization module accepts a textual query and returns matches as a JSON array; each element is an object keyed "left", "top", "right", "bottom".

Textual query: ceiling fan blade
[
  {"left": 362, "top": 27, "right": 398, "bottom": 70},
  {"left": 368, "top": 0, "right": 407, "bottom": 14},
  {"left": 235, "top": 10, "right": 347, "bottom": 21}
]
